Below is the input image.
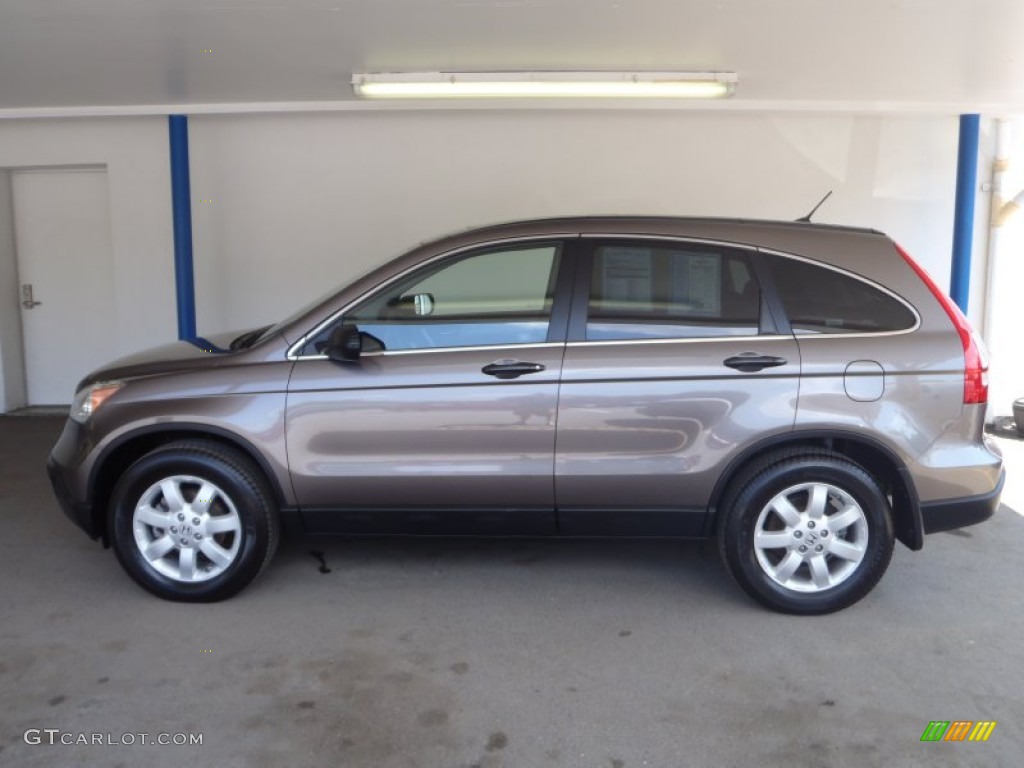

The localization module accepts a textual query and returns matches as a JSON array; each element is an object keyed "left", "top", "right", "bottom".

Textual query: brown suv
[{"left": 47, "top": 217, "right": 1004, "bottom": 613}]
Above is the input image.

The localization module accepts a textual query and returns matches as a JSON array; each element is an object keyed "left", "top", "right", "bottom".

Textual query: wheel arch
[
  {"left": 708, "top": 430, "right": 923, "bottom": 551},
  {"left": 87, "top": 423, "right": 290, "bottom": 546}
]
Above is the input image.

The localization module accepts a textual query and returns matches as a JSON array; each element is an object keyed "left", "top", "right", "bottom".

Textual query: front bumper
[
  {"left": 921, "top": 469, "right": 1006, "bottom": 534},
  {"left": 47, "top": 455, "right": 100, "bottom": 540},
  {"left": 47, "top": 417, "right": 103, "bottom": 542}
]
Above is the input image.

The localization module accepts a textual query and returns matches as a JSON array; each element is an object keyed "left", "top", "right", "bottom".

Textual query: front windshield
[
  {"left": 248, "top": 247, "right": 407, "bottom": 347},
  {"left": 230, "top": 325, "right": 274, "bottom": 350},
  {"left": 248, "top": 283, "right": 343, "bottom": 347}
]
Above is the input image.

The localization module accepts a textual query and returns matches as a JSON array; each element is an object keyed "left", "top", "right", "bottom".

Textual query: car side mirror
[
  {"left": 326, "top": 323, "right": 363, "bottom": 363},
  {"left": 412, "top": 293, "right": 434, "bottom": 316},
  {"left": 388, "top": 292, "right": 435, "bottom": 316}
]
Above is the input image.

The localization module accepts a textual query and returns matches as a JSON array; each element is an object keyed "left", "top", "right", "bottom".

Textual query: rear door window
[
  {"left": 764, "top": 254, "right": 917, "bottom": 334},
  {"left": 586, "top": 243, "right": 761, "bottom": 340}
]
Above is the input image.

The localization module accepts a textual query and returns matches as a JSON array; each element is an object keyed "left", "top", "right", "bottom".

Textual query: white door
[{"left": 13, "top": 169, "right": 117, "bottom": 405}]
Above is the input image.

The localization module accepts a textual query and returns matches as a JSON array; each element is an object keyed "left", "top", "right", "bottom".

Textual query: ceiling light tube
[{"left": 351, "top": 71, "right": 737, "bottom": 99}]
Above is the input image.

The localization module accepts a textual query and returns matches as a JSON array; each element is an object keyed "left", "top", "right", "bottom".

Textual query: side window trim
[
  {"left": 748, "top": 250, "right": 789, "bottom": 336},
  {"left": 566, "top": 240, "right": 593, "bottom": 342},
  {"left": 545, "top": 238, "right": 584, "bottom": 344}
]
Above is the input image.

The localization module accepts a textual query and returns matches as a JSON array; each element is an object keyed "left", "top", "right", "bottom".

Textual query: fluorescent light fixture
[{"left": 351, "top": 71, "right": 737, "bottom": 99}]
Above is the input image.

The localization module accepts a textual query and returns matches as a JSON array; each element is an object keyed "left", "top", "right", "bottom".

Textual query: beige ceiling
[{"left": 1, "top": 0, "right": 1023, "bottom": 114}]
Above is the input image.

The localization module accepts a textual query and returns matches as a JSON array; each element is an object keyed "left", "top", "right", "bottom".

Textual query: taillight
[{"left": 894, "top": 243, "right": 988, "bottom": 405}]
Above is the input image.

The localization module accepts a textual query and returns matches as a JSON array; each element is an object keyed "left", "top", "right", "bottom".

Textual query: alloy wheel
[
  {"left": 132, "top": 474, "right": 243, "bottom": 583},
  {"left": 752, "top": 481, "right": 869, "bottom": 593}
]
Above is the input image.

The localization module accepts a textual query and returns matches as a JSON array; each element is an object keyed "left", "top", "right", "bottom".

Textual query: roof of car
[
  {"left": 412, "top": 216, "right": 888, "bottom": 256},
  {"left": 483, "top": 215, "right": 882, "bottom": 236}
]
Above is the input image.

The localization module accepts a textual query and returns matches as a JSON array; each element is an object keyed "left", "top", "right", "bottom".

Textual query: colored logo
[{"left": 921, "top": 721, "right": 997, "bottom": 742}]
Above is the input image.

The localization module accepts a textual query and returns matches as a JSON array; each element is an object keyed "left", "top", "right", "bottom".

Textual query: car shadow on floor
[{"left": 271, "top": 532, "right": 748, "bottom": 605}]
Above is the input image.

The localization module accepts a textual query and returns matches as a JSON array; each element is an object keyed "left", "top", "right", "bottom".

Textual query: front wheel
[
  {"left": 109, "top": 440, "right": 280, "bottom": 601},
  {"left": 718, "top": 450, "right": 895, "bottom": 614}
]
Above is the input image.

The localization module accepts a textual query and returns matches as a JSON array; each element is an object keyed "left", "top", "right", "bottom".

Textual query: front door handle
[
  {"left": 482, "top": 360, "right": 546, "bottom": 379},
  {"left": 723, "top": 353, "right": 788, "bottom": 372}
]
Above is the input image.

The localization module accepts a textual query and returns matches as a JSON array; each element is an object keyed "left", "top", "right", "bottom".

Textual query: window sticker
[
  {"left": 671, "top": 251, "right": 720, "bottom": 316},
  {"left": 600, "top": 247, "right": 653, "bottom": 308}
]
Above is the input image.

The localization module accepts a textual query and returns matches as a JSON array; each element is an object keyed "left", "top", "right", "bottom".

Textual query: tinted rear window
[{"left": 765, "top": 254, "right": 916, "bottom": 334}]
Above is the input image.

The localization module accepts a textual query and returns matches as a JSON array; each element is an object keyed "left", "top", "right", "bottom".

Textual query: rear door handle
[
  {"left": 723, "top": 353, "right": 788, "bottom": 372},
  {"left": 482, "top": 360, "right": 546, "bottom": 379}
]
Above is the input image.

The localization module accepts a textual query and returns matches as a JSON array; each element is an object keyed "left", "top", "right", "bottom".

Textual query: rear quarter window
[{"left": 764, "top": 253, "right": 917, "bottom": 334}]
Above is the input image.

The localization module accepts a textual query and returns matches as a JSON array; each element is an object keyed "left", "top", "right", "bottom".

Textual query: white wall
[
  {"left": 0, "top": 117, "right": 176, "bottom": 402},
  {"left": 981, "top": 119, "right": 1024, "bottom": 417},
  {"left": 188, "top": 111, "right": 962, "bottom": 334},
  {"left": 1, "top": 110, "right": 981, "bottom": 410}
]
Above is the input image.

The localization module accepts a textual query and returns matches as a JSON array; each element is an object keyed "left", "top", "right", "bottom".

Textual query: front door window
[{"left": 339, "top": 243, "right": 562, "bottom": 352}]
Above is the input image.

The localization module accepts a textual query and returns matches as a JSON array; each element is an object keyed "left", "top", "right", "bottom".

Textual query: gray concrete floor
[{"left": 1, "top": 415, "right": 1023, "bottom": 768}]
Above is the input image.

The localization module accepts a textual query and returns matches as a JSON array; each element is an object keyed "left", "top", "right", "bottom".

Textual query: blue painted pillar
[
  {"left": 169, "top": 115, "right": 197, "bottom": 340},
  {"left": 950, "top": 114, "right": 980, "bottom": 311}
]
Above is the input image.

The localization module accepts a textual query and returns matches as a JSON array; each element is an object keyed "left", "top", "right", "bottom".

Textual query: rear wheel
[
  {"left": 109, "top": 440, "right": 279, "bottom": 601},
  {"left": 718, "top": 450, "right": 895, "bottom": 614}
]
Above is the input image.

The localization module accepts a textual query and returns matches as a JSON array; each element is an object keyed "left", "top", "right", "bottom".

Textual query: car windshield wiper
[{"left": 229, "top": 325, "right": 273, "bottom": 351}]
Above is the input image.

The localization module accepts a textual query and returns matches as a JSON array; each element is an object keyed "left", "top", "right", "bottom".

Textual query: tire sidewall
[
  {"left": 109, "top": 450, "right": 270, "bottom": 601},
  {"left": 724, "top": 459, "right": 894, "bottom": 614}
]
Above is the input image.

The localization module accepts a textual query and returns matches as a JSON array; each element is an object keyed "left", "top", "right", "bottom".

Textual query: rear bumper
[{"left": 921, "top": 470, "right": 1005, "bottom": 534}]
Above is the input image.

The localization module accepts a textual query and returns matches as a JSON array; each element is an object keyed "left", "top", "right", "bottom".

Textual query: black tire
[
  {"left": 108, "top": 439, "right": 280, "bottom": 602},
  {"left": 718, "top": 449, "right": 895, "bottom": 615}
]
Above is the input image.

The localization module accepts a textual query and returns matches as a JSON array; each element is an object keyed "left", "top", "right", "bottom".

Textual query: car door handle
[
  {"left": 723, "top": 354, "right": 788, "bottom": 372},
  {"left": 482, "top": 360, "right": 546, "bottom": 379}
]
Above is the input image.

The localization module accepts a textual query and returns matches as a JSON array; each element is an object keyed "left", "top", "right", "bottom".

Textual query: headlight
[{"left": 70, "top": 381, "right": 124, "bottom": 424}]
